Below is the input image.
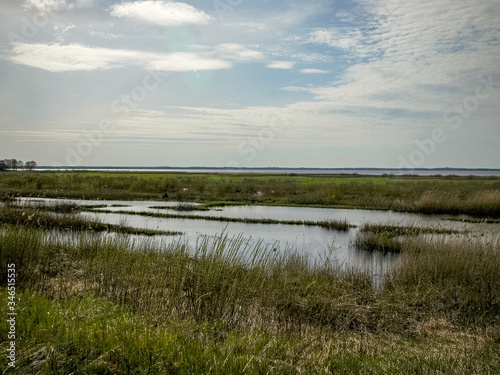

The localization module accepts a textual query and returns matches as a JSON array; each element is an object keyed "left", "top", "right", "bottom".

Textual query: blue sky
[{"left": 0, "top": 0, "right": 499, "bottom": 167}]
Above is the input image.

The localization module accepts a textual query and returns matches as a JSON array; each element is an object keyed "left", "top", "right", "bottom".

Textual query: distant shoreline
[{"left": 34, "top": 167, "right": 500, "bottom": 177}]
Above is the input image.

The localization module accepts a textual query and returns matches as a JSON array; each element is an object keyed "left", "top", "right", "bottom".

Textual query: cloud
[
  {"left": 300, "top": 68, "right": 328, "bottom": 74},
  {"left": 89, "top": 31, "right": 126, "bottom": 40},
  {"left": 294, "top": 0, "right": 500, "bottom": 118},
  {"left": 214, "top": 44, "right": 264, "bottom": 62},
  {"left": 308, "top": 28, "right": 366, "bottom": 55},
  {"left": 22, "top": 0, "right": 95, "bottom": 11},
  {"left": 22, "top": 0, "right": 67, "bottom": 12},
  {"left": 111, "top": 1, "right": 211, "bottom": 26},
  {"left": 6, "top": 42, "right": 232, "bottom": 72},
  {"left": 191, "top": 43, "right": 264, "bottom": 62},
  {"left": 150, "top": 53, "right": 232, "bottom": 71},
  {"left": 267, "top": 60, "right": 295, "bottom": 69}
]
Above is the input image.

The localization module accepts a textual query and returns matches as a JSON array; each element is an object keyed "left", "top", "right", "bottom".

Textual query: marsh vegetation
[
  {"left": 1, "top": 172, "right": 499, "bottom": 373},
  {"left": 1, "top": 171, "right": 499, "bottom": 217},
  {"left": 1, "top": 223, "right": 499, "bottom": 373}
]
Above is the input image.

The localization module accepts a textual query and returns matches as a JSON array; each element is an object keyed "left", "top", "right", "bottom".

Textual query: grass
[
  {"left": 1, "top": 171, "right": 500, "bottom": 217},
  {"left": 1, "top": 171, "right": 499, "bottom": 372},
  {"left": 0, "top": 203, "right": 180, "bottom": 236},
  {"left": 89, "top": 207, "right": 354, "bottom": 231},
  {"left": 0, "top": 224, "right": 499, "bottom": 373},
  {"left": 351, "top": 223, "right": 460, "bottom": 253},
  {"left": 150, "top": 203, "right": 210, "bottom": 211}
]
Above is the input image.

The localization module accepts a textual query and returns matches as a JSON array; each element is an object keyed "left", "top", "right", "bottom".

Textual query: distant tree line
[{"left": 0, "top": 159, "right": 37, "bottom": 172}]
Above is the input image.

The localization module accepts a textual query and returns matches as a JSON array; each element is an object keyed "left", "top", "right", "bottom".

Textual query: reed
[
  {"left": 0, "top": 221, "right": 499, "bottom": 372},
  {"left": 350, "top": 223, "right": 459, "bottom": 253}
]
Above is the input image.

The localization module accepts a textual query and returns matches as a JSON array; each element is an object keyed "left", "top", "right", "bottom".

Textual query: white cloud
[
  {"left": 111, "top": 1, "right": 211, "bottom": 26},
  {"left": 267, "top": 60, "right": 295, "bottom": 69},
  {"left": 150, "top": 53, "right": 232, "bottom": 71},
  {"left": 308, "top": 28, "right": 365, "bottom": 54},
  {"left": 22, "top": 0, "right": 67, "bottom": 12},
  {"left": 7, "top": 42, "right": 232, "bottom": 72},
  {"left": 295, "top": 0, "right": 500, "bottom": 118},
  {"left": 214, "top": 44, "right": 264, "bottom": 62},
  {"left": 89, "top": 31, "right": 125, "bottom": 40},
  {"left": 22, "top": 0, "right": 94, "bottom": 11},
  {"left": 300, "top": 68, "right": 328, "bottom": 74},
  {"left": 191, "top": 43, "right": 264, "bottom": 62}
]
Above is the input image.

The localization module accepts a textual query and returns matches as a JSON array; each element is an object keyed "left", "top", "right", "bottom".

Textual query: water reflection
[{"left": 16, "top": 197, "right": 496, "bottom": 285}]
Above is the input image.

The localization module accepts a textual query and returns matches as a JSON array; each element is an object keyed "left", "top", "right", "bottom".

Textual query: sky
[{"left": 0, "top": 0, "right": 499, "bottom": 168}]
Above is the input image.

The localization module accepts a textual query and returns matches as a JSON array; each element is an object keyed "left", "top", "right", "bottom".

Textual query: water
[
  {"left": 36, "top": 167, "right": 500, "bottom": 176},
  {"left": 17, "top": 197, "right": 497, "bottom": 285}
]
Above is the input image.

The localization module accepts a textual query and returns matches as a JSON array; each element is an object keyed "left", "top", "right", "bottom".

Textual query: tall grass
[
  {"left": 414, "top": 190, "right": 500, "bottom": 216},
  {"left": 0, "top": 225, "right": 499, "bottom": 373},
  {"left": 386, "top": 235, "right": 500, "bottom": 326},
  {"left": 0, "top": 227, "right": 370, "bottom": 332},
  {"left": 1, "top": 225, "right": 499, "bottom": 329}
]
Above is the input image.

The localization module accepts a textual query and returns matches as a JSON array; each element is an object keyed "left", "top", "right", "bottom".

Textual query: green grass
[
  {"left": 351, "top": 224, "right": 461, "bottom": 253},
  {"left": 0, "top": 203, "right": 179, "bottom": 236},
  {"left": 2, "top": 290, "right": 499, "bottom": 374},
  {"left": 0, "top": 224, "right": 499, "bottom": 373},
  {"left": 1, "top": 171, "right": 500, "bottom": 217},
  {"left": 89, "top": 207, "right": 353, "bottom": 231}
]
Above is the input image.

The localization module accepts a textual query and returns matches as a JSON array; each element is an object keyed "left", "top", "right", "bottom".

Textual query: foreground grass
[
  {"left": 1, "top": 290, "right": 498, "bottom": 374},
  {"left": 1, "top": 171, "right": 500, "bottom": 217},
  {"left": 0, "top": 225, "right": 499, "bottom": 373}
]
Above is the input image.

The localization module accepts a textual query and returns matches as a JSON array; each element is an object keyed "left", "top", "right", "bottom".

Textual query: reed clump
[
  {"left": 351, "top": 223, "right": 458, "bottom": 253},
  {"left": 352, "top": 231, "right": 403, "bottom": 253}
]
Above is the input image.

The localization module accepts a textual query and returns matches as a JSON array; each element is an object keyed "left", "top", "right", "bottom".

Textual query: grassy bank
[
  {"left": 1, "top": 225, "right": 499, "bottom": 373},
  {"left": 0, "top": 203, "right": 179, "bottom": 236},
  {"left": 1, "top": 171, "right": 500, "bottom": 217},
  {"left": 90, "top": 208, "right": 353, "bottom": 231}
]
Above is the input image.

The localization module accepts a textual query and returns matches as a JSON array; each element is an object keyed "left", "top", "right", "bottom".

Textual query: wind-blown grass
[{"left": 0, "top": 224, "right": 499, "bottom": 373}]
